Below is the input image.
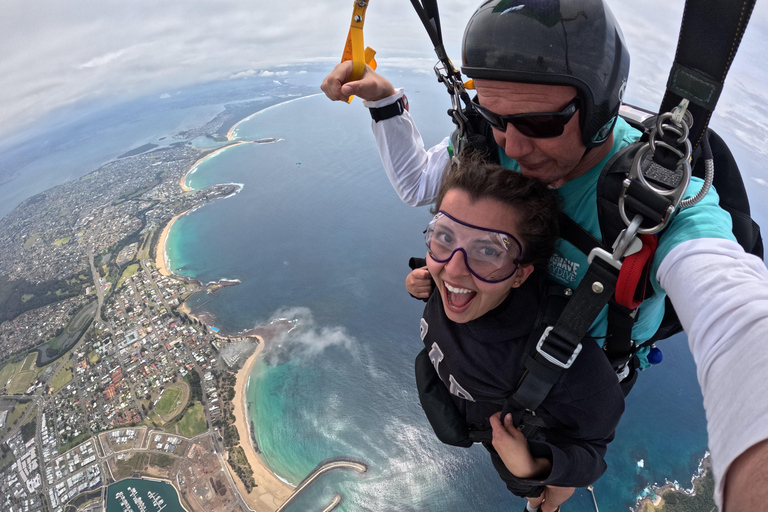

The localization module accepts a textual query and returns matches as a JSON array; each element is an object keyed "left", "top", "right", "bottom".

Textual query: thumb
[
  {"left": 340, "top": 80, "right": 362, "bottom": 97},
  {"left": 490, "top": 412, "right": 505, "bottom": 432},
  {"left": 504, "top": 413, "right": 517, "bottom": 431}
]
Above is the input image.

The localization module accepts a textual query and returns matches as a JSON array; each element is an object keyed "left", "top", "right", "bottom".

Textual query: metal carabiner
[
  {"left": 618, "top": 104, "right": 694, "bottom": 235},
  {"left": 587, "top": 215, "right": 643, "bottom": 270}
]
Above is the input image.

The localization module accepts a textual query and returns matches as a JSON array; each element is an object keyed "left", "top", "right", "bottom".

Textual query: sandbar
[{"left": 230, "top": 343, "right": 295, "bottom": 511}]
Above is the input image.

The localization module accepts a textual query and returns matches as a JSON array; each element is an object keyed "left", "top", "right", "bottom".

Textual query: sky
[{"left": 1, "top": 0, "right": 767, "bottom": 157}]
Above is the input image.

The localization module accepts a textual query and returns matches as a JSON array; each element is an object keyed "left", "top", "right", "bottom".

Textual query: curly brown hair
[{"left": 431, "top": 153, "right": 560, "bottom": 269}]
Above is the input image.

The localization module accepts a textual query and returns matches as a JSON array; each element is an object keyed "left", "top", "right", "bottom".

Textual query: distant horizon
[{"left": 1, "top": 0, "right": 767, "bottom": 142}]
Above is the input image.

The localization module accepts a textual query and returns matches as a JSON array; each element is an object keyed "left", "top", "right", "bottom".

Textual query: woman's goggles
[
  {"left": 425, "top": 211, "right": 523, "bottom": 283},
  {"left": 472, "top": 97, "right": 579, "bottom": 139}
]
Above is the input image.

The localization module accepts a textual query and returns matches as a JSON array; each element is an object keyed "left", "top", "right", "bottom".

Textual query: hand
[
  {"left": 490, "top": 412, "right": 552, "bottom": 479},
  {"left": 406, "top": 266, "right": 433, "bottom": 299},
  {"left": 320, "top": 61, "right": 397, "bottom": 103}
]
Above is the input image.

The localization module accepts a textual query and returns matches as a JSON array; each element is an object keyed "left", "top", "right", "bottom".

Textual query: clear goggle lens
[{"left": 425, "top": 211, "right": 522, "bottom": 283}]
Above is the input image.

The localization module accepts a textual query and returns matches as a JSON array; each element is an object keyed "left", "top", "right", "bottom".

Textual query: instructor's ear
[{"left": 511, "top": 264, "right": 534, "bottom": 288}]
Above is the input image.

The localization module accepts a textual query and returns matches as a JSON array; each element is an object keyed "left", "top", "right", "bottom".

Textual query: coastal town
[
  {"left": 0, "top": 95, "right": 706, "bottom": 512},
  {"left": 0, "top": 96, "right": 324, "bottom": 512}
]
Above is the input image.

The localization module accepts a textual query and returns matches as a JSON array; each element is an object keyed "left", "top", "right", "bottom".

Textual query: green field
[
  {"left": 177, "top": 402, "right": 207, "bottom": 437},
  {"left": 117, "top": 264, "right": 140, "bottom": 289},
  {"left": 52, "top": 236, "right": 72, "bottom": 246},
  {"left": 155, "top": 386, "right": 182, "bottom": 417},
  {"left": 0, "top": 401, "right": 31, "bottom": 439},
  {"left": 22, "top": 353, "right": 37, "bottom": 371},
  {"left": 22, "top": 233, "right": 41, "bottom": 249},
  {"left": 50, "top": 360, "right": 74, "bottom": 394},
  {"left": 0, "top": 354, "right": 43, "bottom": 394},
  {"left": 114, "top": 453, "right": 147, "bottom": 480},
  {"left": 58, "top": 432, "right": 90, "bottom": 454}
]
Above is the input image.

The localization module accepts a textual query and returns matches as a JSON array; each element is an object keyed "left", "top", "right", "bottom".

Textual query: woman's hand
[
  {"left": 406, "top": 266, "right": 433, "bottom": 299},
  {"left": 490, "top": 412, "right": 552, "bottom": 479}
]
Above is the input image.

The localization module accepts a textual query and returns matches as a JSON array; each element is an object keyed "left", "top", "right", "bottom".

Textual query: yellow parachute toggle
[{"left": 342, "top": 0, "right": 377, "bottom": 103}]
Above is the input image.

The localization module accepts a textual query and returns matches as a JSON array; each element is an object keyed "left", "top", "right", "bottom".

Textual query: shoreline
[
  {"left": 180, "top": 141, "right": 248, "bottom": 193},
  {"left": 633, "top": 453, "right": 712, "bottom": 511},
  {"left": 230, "top": 344, "right": 295, "bottom": 511},
  {"left": 154, "top": 211, "right": 190, "bottom": 277}
]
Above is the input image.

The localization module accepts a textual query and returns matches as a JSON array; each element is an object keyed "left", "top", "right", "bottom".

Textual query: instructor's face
[{"left": 474, "top": 80, "right": 588, "bottom": 188}]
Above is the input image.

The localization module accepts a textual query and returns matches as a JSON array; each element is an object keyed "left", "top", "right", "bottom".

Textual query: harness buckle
[
  {"left": 536, "top": 326, "right": 583, "bottom": 369},
  {"left": 618, "top": 103, "right": 694, "bottom": 235}
]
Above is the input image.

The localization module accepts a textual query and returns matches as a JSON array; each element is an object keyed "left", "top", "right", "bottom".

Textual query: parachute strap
[
  {"left": 410, "top": 0, "right": 474, "bottom": 153},
  {"left": 509, "top": 258, "right": 620, "bottom": 416},
  {"left": 341, "top": 0, "right": 377, "bottom": 102},
  {"left": 660, "top": 0, "right": 756, "bottom": 151},
  {"left": 615, "top": 234, "right": 658, "bottom": 310}
]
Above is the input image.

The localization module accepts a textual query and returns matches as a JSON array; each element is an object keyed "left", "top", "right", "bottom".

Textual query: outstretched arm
[
  {"left": 658, "top": 237, "right": 768, "bottom": 510},
  {"left": 321, "top": 62, "right": 451, "bottom": 207}
]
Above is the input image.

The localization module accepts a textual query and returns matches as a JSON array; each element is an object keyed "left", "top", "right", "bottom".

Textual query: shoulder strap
[{"left": 659, "top": 0, "right": 756, "bottom": 154}]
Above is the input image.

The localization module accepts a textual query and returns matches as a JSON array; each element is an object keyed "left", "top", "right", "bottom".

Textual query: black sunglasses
[{"left": 472, "top": 97, "right": 580, "bottom": 139}]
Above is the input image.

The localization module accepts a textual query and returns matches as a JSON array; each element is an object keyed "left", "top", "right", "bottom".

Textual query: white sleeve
[
  {"left": 363, "top": 89, "right": 451, "bottom": 207},
  {"left": 658, "top": 237, "right": 768, "bottom": 508}
]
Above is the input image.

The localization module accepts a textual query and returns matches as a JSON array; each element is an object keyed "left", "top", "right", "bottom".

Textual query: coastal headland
[{"left": 633, "top": 454, "right": 714, "bottom": 511}]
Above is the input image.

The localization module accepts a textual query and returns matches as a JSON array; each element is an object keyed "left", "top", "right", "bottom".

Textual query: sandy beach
[
  {"left": 154, "top": 212, "right": 188, "bottom": 277},
  {"left": 180, "top": 141, "right": 248, "bottom": 193},
  {"left": 230, "top": 343, "right": 295, "bottom": 511}
]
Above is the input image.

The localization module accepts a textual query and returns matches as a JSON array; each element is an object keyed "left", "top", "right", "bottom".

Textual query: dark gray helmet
[{"left": 461, "top": 0, "right": 630, "bottom": 147}]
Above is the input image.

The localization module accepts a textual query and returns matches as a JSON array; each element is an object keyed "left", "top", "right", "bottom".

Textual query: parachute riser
[{"left": 432, "top": 61, "right": 474, "bottom": 159}]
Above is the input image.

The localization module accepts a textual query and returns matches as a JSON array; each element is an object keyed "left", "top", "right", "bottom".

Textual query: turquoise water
[
  {"left": 165, "top": 70, "right": 712, "bottom": 511},
  {"left": 106, "top": 478, "right": 185, "bottom": 512}
]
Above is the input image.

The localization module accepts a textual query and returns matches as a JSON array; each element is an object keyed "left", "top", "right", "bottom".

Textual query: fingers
[
  {"left": 491, "top": 412, "right": 523, "bottom": 444},
  {"left": 320, "top": 61, "right": 355, "bottom": 102},
  {"left": 406, "top": 267, "right": 433, "bottom": 298},
  {"left": 503, "top": 411, "right": 517, "bottom": 431},
  {"left": 320, "top": 62, "right": 396, "bottom": 103},
  {"left": 490, "top": 412, "right": 510, "bottom": 435}
]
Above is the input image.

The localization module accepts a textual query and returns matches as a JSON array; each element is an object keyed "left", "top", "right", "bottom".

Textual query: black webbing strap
[
  {"left": 558, "top": 213, "right": 638, "bottom": 371},
  {"left": 559, "top": 210, "right": 650, "bottom": 373},
  {"left": 558, "top": 213, "right": 605, "bottom": 253},
  {"left": 509, "top": 257, "right": 619, "bottom": 415},
  {"left": 659, "top": 0, "right": 756, "bottom": 152},
  {"left": 604, "top": 300, "right": 636, "bottom": 370}
]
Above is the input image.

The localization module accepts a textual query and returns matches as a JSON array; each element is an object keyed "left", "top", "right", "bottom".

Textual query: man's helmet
[{"left": 461, "top": 0, "right": 630, "bottom": 148}]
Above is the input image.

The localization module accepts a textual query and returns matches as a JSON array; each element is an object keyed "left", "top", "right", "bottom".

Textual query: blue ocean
[{"left": 5, "top": 64, "right": 768, "bottom": 511}]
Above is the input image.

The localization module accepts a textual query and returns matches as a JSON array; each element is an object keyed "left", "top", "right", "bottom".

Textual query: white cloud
[
  {"left": 260, "top": 307, "right": 358, "bottom": 365},
  {"left": 78, "top": 48, "right": 130, "bottom": 69},
  {"left": 228, "top": 69, "right": 290, "bottom": 79},
  {"left": 0, "top": 0, "right": 766, "bottom": 140}
]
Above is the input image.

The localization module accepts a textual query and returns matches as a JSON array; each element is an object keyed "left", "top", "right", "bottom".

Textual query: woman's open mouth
[{"left": 444, "top": 282, "right": 477, "bottom": 313}]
